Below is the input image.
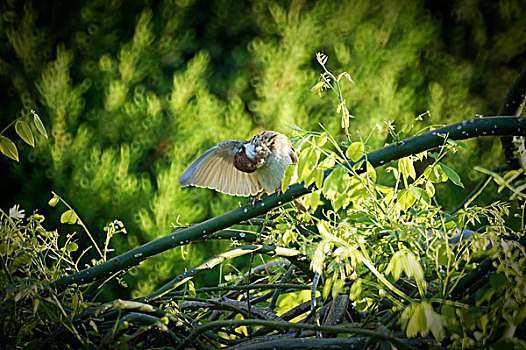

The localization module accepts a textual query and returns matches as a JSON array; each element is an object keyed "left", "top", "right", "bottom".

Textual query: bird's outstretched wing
[{"left": 179, "top": 140, "right": 262, "bottom": 197}]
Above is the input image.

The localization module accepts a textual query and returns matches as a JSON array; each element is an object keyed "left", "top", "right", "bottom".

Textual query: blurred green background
[{"left": 1, "top": 0, "right": 524, "bottom": 298}]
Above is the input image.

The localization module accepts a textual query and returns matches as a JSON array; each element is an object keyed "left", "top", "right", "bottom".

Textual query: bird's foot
[{"left": 250, "top": 192, "right": 265, "bottom": 206}]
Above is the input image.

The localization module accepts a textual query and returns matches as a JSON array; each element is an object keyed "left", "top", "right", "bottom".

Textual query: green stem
[{"left": 52, "top": 191, "right": 103, "bottom": 258}]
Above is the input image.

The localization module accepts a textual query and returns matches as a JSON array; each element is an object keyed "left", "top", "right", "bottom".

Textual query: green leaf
[
  {"left": 425, "top": 181, "right": 435, "bottom": 197},
  {"left": 410, "top": 186, "right": 431, "bottom": 206},
  {"left": 307, "top": 190, "right": 323, "bottom": 211},
  {"left": 297, "top": 146, "right": 319, "bottom": 181},
  {"left": 322, "top": 166, "right": 350, "bottom": 197},
  {"left": 32, "top": 110, "right": 48, "bottom": 138},
  {"left": 0, "top": 136, "right": 19, "bottom": 162},
  {"left": 345, "top": 142, "right": 364, "bottom": 162},
  {"left": 423, "top": 164, "right": 447, "bottom": 183},
  {"left": 349, "top": 278, "right": 363, "bottom": 300},
  {"left": 366, "top": 161, "right": 376, "bottom": 183},
  {"left": 15, "top": 121, "right": 35, "bottom": 147},
  {"left": 439, "top": 162, "right": 464, "bottom": 188},
  {"left": 48, "top": 195, "right": 59, "bottom": 207},
  {"left": 399, "top": 157, "right": 416, "bottom": 180},
  {"left": 407, "top": 303, "right": 425, "bottom": 338},
  {"left": 423, "top": 303, "right": 445, "bottom": 341},
  {"left": 404, "top": 251, "right": 425, "bottom": 287},
  {"left": 60, "top": 209, "right": 78, "bottom": 224},
  {"left": 489, "top": 273, "right": 507, "bottom": 294},
  {"left": 71, "top": 293, "right": 79, "bottom": 312},
  {"left": 386, "top": 250, "right": 403, "bottom": 280},
  {"left": 281, "top": 164, "right": 295, "bottom": 194},
  {"left": 322, "top": 277, "right": 333, "bottom": 300},
  {"left": 315, "top": 168, "right": 324, "bottom": 189},
  {"left": 66, "top": 242, "right": 79, "bottom": 252},
  {"left": 398, "top": 188, "right": 416, "bottom": 211},
  {"left": 317, "top": 133, "right": 327, "bottom": 147}
]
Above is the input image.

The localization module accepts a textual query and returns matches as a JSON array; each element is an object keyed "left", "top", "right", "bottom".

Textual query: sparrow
[{"left": 179, "top": 131, "right": 298, "bottom": 199}]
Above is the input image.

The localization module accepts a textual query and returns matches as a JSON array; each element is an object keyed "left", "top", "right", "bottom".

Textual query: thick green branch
[
  {"left": 498, "top": 68, "right": 526, "bottom": 169},
  {"left": 51, "top": 116, "right": 526, "bottom": 291}
]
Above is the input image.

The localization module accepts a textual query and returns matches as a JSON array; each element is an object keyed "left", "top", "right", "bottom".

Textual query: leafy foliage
[{"left": 1, "top": 0, "right": 526, "bottom": 348}]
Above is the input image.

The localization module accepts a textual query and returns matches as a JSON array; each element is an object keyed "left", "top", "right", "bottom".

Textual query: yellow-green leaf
[
  {"left": 399, "top": 157, "right": 416, "bottom": 180},
  {"left": 32, "top": 110, "right": 48, "bottom": 138},
  {"left": 322, "top": 166, "right": 350, "bottom": 198},
  {"left": 281, "top": 164, "right": 295, "bottom": 194},
  {"left": 345, "top": 142, "right": 364, "bottom": 162},
  {"left": 315, "top": 168, "right": 325, "bottom": 189},
  {"left": 407, "top": 304, "right": 425, "bottom": 338},
  {"left": 317, "top": 133, "right": 328, "bottom": 147},
  {"left": 398, "top": 188, "right": 416, "bottom": 211},
  {"left": 89, "top": 320, "right": 98, "bottom": 333},
  {"left": 48, "top": 195, "right": 59, "bottom": 207},
  {"left": 349, "top": 278, "right": 363, "bottom": 300},
  {"left": 0, "top": 136, "right": 19, "bottom": 162},
  {"left": 297, "top": 146, "right": 319, "bottom": 181},
  {"left": 366, "top": 162, "right": 376, "bottom": 183},
  {"left": 322, "top": 277, "right": 333, "bottom": 299},
  {"left": 71, "top": 293, "right": 79, "bottom": 311},
  {"left": 425, "top": 181, "right": 435, "bottom": 197},
  {"left": 66, "top": 242, "right": 79, "bottom": 252},
  {"left": 15, "top": 120, "right": 35, "bottom": 147},
  {"left": 60, "top": 209, "right": 77, "bottom": 224}
]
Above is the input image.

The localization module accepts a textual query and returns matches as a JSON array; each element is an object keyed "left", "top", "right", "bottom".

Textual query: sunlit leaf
[
  {"left": 406, "top": 303, "right": 425, "bottom": 338},
  {"left": 398, "top": 188, "right": 416, "bottom": 211},
  {"left": 31, "top": 110, "right": 48, "bottom": 138},
  {"left": 317, "top": 133, "right": 327, "bottom": 147},
  {"left": 345, "top": 142, "right": 364, "bottom": 162},
  {"left": 366, "top": 162, "right": 376, "bottom": 183},
  {"left": 349, "top": 278, "right": 363, "bottom": 300},
  {"left": 15, "top": 121, "right": 35, "bottom": 147},
  {"left": 0, "top": 136, "right": 19, "bottom": 162},
  {"left": 297, "top": 146, "right": 319, "bottom": 181},
  {"left": 66, "top": 242, "right": 78, "bottom": 252},
  {"left": 315, "top": 168, "right": 324, "bottom": 189},
  {"left": 60, "top": 209, "right": 78, "bottom": 224},
  {"left": 323, "top": 166, "right": 350, "bottom": 198},
  {"left": 48, "top": 195, "right": 59, "bottom": 207},
  {"left": 399, "top": 157, "right": 416, "bottom": 180},
  {"left": 423, "top": 164, "right": 448, "bottom": 183},
  {"left": 308, "top": 190, "right": 323, "bottom": 212},
  {"left": 410, "top": 186, "right": 430, "bottom": 206},
  {"left": 423, "top": 303, "right": 445, "bottom": 341},
  {"left": 322, "top": 277, "right": 332, "bottom": 299},
  {"left": 425, "top": 181, "right": 435, "bottom": 197},
  {"left": 281, "top": 164, "right": 296, "bottom": 194},
  {"left": 386, "top": 250, "right": 403, "bottom": 280}
]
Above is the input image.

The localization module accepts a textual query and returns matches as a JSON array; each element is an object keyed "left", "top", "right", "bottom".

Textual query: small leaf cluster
[
  {"left": 0, "top": 110, "right": 47, "bottom": 162},
  {"left": 0, "top": 206, "right": 79, "bottom": 348}
]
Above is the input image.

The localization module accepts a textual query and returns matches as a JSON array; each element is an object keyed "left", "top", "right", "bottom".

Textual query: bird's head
[{"left": 233, "top": 144, "right": 259, "bottom": 173}]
